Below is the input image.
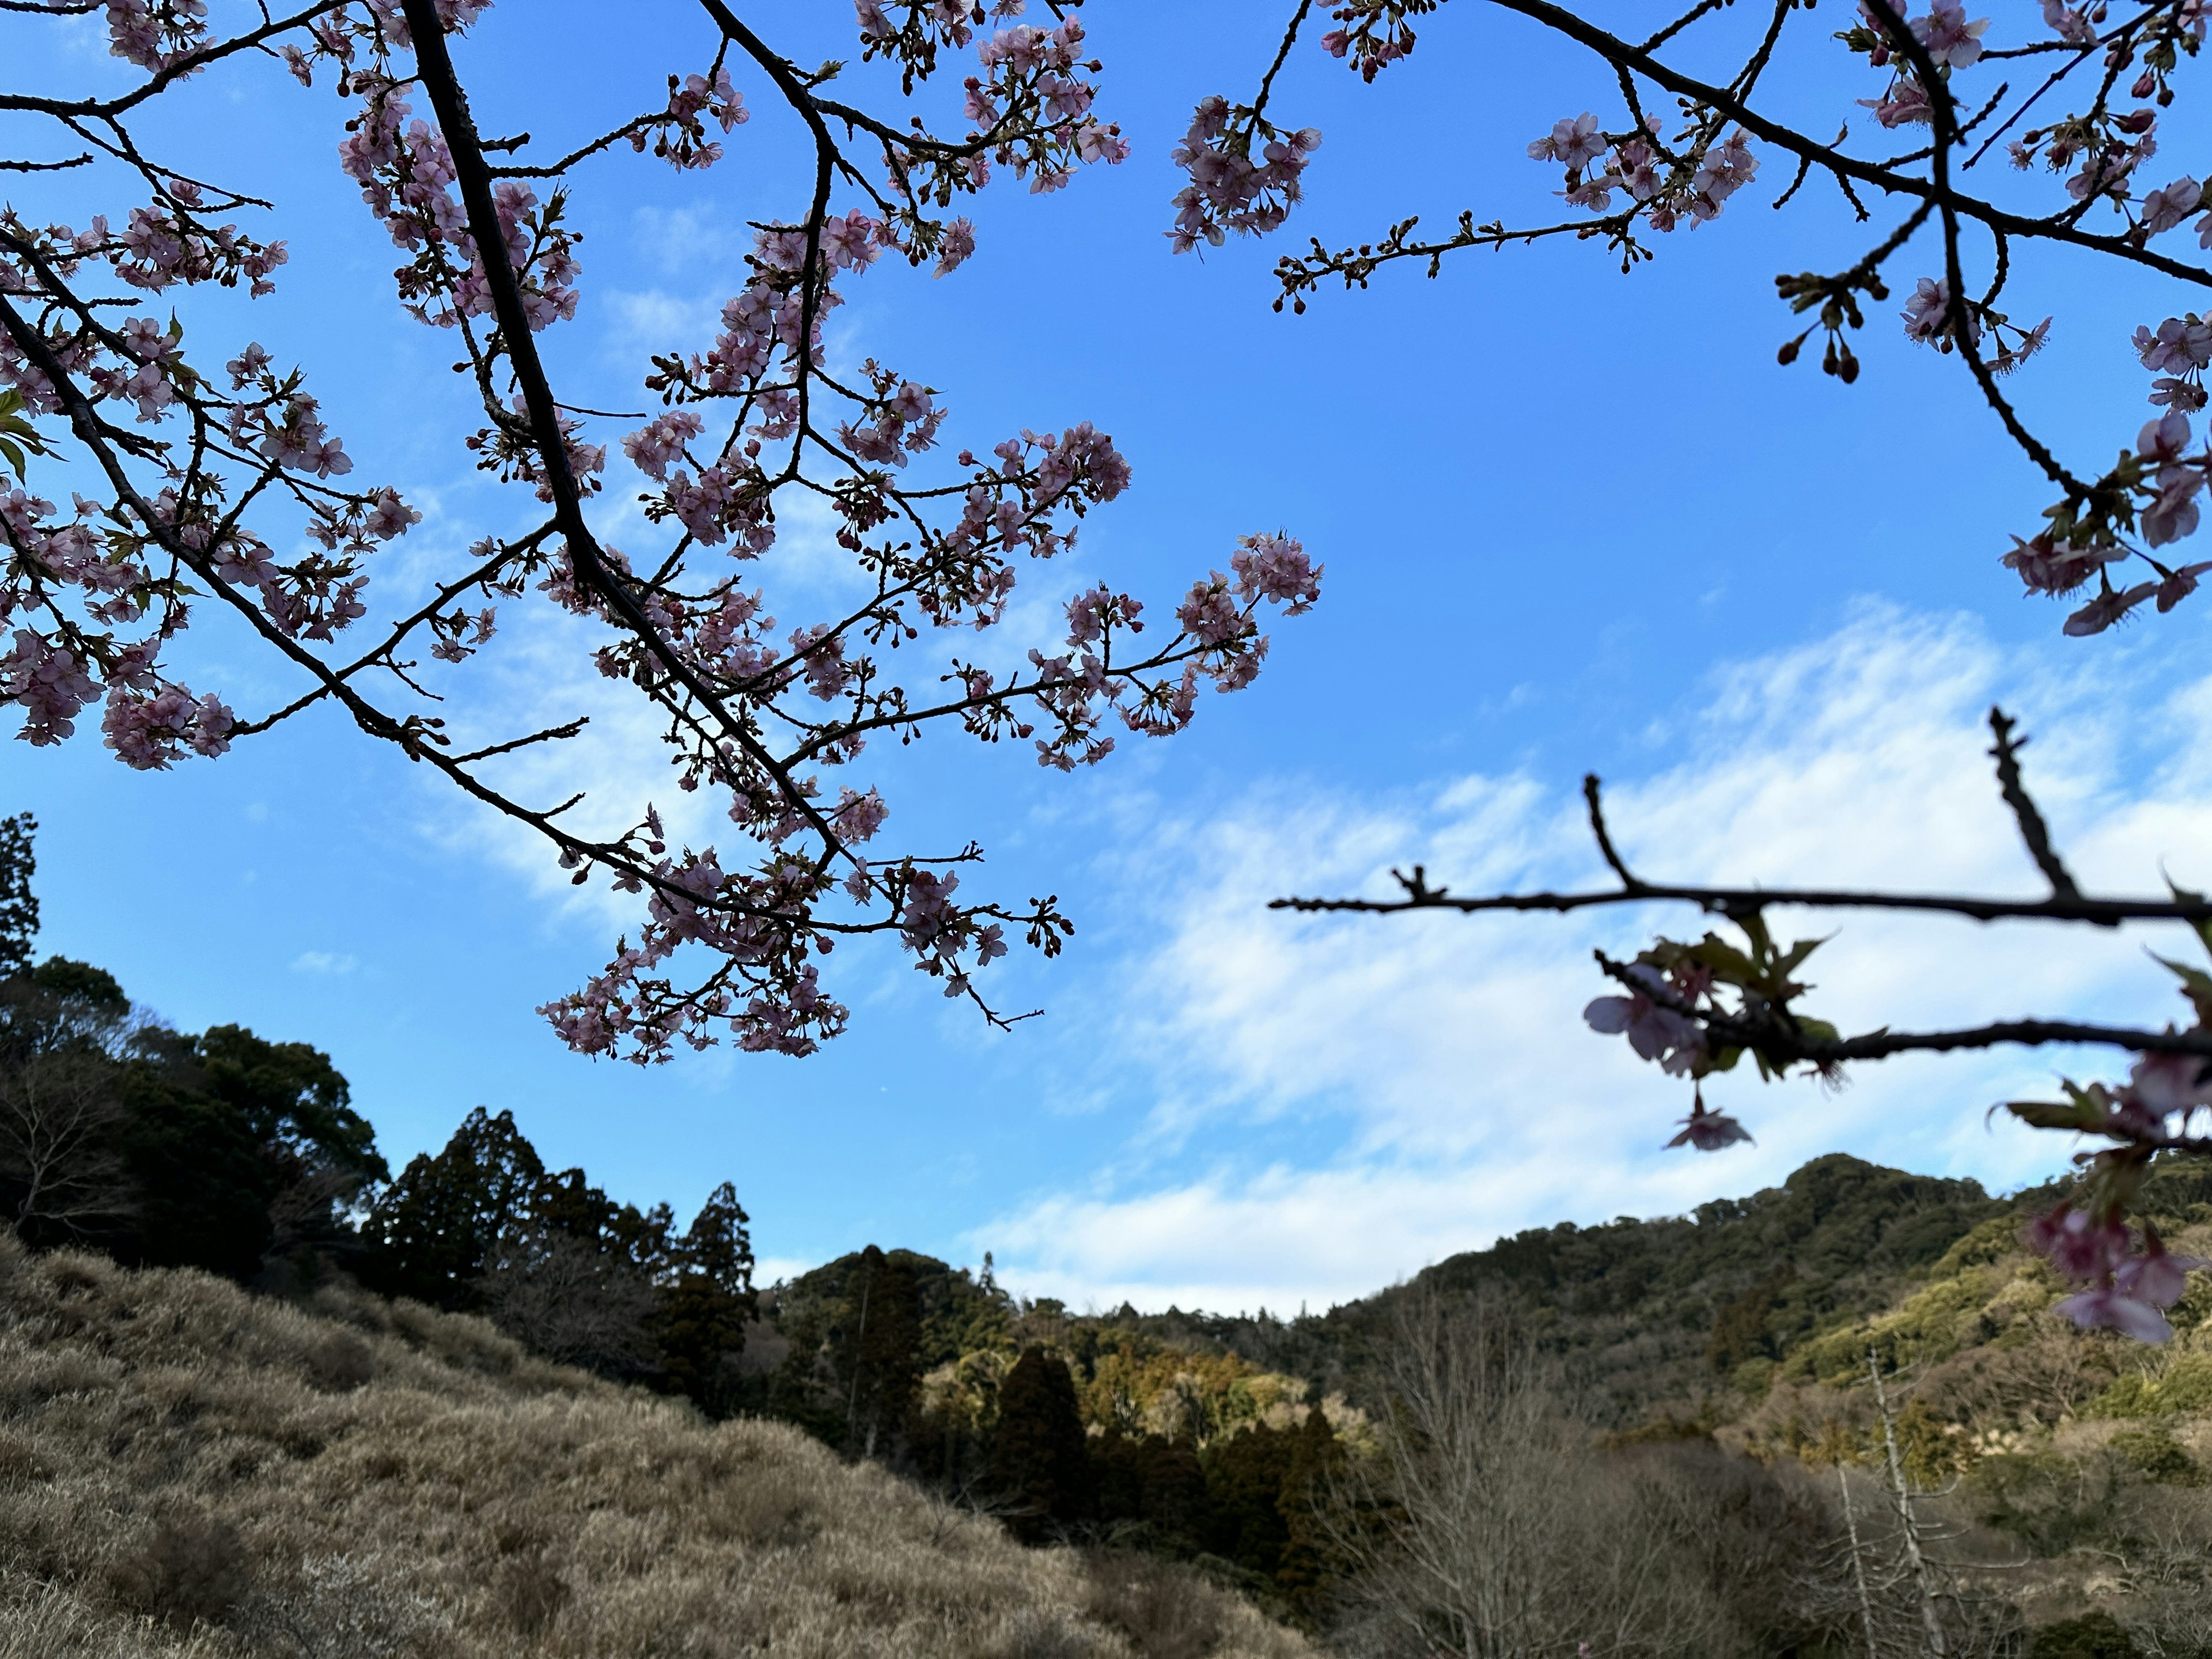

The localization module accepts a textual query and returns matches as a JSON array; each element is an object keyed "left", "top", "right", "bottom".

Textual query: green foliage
[
  {"left": 25, "top": 955, "right": 122, "bottom": 1008},
  {"left": 1708, "top": 1266, "right": 1793, "bottom": 1373},
  {"left": 363, "top": 1107, "right": 546, "bottom": 1309},
  {"left": 0, "top": 814, "right": 35, "bottom": 982},
  {"left": 1402, "top": 1153, "right": 2006, "bottom": 1425},
  {"left": 2088, "top": 1354, "right": 2212, "bottom": 1419},
  {"left": 1971, "top": 1449, "right": 2121, "bottom": 1556},
  {"left": 118, "top": 1022, "right": 386, "bottom": 1281},
  {"left": 990, "top": 1346, "right": 1094, "bottom": 1542},
  {"left": 2110, "top": 1426, "right": 2202, "bottom": 1485},
  {"left": 0, "top": 388, "right": 54, "bottom": 480},
  {"left": 2028, "top": 1611, "right": 2143, "bottom": 1659},
  {"left": 362, "top": 1107, "right": 755, "bottom": 1409},
  {"left": 1789, "top": 1267, "right": 2008, "bottom": 1385}
]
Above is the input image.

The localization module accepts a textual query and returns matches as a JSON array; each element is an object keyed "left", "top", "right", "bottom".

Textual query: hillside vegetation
[{"left": 0, "top": 1235, "right": 1314, "bottom": 1659}]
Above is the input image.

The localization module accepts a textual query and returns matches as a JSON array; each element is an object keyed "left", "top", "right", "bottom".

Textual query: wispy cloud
[
  {"left": 976, "top": 604, "right": 2212, "bottom": 1314},
  {"left": 290, "top": 951, "right": 358, "bottom": 975}
]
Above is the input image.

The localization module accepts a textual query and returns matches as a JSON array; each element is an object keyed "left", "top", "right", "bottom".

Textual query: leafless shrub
[
  {"left": 478, "top": 1231, "right": 659, "bottom": 1381},
  {"left": 0, "top": 1047, "right": 132, "bottom": 1246},
  {"left": 490, "top": 1544, "right": 569, "bottom": 1637},
  {"left": 1921, "top": 1323, "right": 2128, "bottom": 1435},
  {"left": 239, "top": 1554, "right": 451, "bottom": 1659},
  {"left": 982, "top": 1605, "right": 1118, "bottom": 1659},
  {"left": 1324, "top": 1288, "right": 1740, "bottom": 1658}
]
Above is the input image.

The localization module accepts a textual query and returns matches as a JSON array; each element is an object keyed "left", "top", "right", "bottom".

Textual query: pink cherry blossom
[{"left": 1665, "top": 1099, "right": 1753, "bottom": 1151}]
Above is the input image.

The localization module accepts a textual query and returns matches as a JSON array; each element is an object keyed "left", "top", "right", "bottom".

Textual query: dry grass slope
[{"left": 0, "top": 1238, "right": 1316, "bottom": 1659}]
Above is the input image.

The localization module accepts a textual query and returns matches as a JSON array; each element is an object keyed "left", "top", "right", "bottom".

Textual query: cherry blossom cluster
[
  {"left": 2009, "top": 951, "right": 2212, "bottom": 1338},
  {"left": 1168, "top": 95, "right": 1323, "bottom": 254},
  {"left": 637, "top": 68, "right": 748, "bottom": 172},
  {"left": 1999, "top": 409, "right": 2212, "bottom": 634},
  {"left": 1580, "top": 914, "right": 1846, "bottom": 1155},
  {"left": 104, "top": 0, "right": 214, "bottom": 74},
  {"left": 2029, "top": 1206, "right": 2202, "bottom": 1342},
  {"left": 1, "top": 238, "right": 412, "bottom": 764},
  {"left": 1528, "top": 113, "right": 1760, "bottom": 236},
  {"left": 1319, "top": 0, "right": 1442, "bottom": 82},
  {"left": 850, "top": 5, "right": 1128, "bottom": 277},
  {"left": 340, "top": 86, "right": 582, "bottom": 333},
  {"left": 1, "top": 185, "right": 288, "bottom": 305},
  {"left": 856, "top": 0, "right": 1027, "bottom": 92}
]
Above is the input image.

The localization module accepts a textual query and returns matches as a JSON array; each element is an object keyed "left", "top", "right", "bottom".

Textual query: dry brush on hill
[{"left": 0, "top": 1236, "right": 1313, "bottom": 1659}]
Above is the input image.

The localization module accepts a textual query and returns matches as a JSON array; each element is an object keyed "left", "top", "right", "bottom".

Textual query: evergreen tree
[
  {"left": 1202, "top": 1421, "right": 1297, "bottom": 1572},
  {"left": 988, "top": 1346, "right": 1094, "bottom": 1543},
  {"left": 364, "top": 1107, "right": 545, "bottom": 1309},
  {"left": 1092, "top": 1425, "right": 1147, "bottom": 1525},
  {"left": 839, "top": 1244, "right": 923, "bottom": 1458},
  {"left": 652, "top": 1181, "right": 757, "bottom": 1413},
  {"left": 118, "top": 1024, "right": 385, "bottom": 1281},
  {"left": 1275, "top": 1404, "right": 1346, "bottom": 1618},
  {"left": 0, "top": 814, "right": 35, "bottom": 982},
  {"left": 1138, "top": 1434, "right": 1212, "bottom": 1548}
]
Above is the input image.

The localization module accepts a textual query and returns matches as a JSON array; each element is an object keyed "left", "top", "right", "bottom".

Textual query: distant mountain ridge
[{"left": 764, "top": 1154, "right": 2043, "bottom": 1431}]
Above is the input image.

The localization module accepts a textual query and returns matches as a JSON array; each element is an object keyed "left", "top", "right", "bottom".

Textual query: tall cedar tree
[
  {"left": 1203, "top": 1419, "right": 1298, "bottom": 1572},
  {"left": 1275, "top": 1405, "right": 1346, "bottom": 1618},
  {"left": 840, "top": 1245, "right": 923, "bottom": 1457},
  {"left": 364, "top": 1107, "right": 546, "bottom": 1309},
  {"left": 990, "top": 1345, "right": 1096, "bottom": 1543},
  {"left": 0, "top": 815, "right": 33, "bottom": 980},
  {"left": 1139, "top": 1434, "right": 1213, "bottom": 1546},
  {"left": 655, "top": 1181, "right": 756, "bottom": 1412}
]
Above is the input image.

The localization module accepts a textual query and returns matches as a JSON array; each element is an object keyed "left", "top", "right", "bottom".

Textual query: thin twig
[{"left": 1986, "top": 706, "right": 2081, "bottom": 903}]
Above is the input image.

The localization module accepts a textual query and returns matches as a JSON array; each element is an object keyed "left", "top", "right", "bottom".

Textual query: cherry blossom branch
[
  {"left": 400, "top": 0, "right": 850, "bottom": 862},
  {"left": 1590, "top": 950, "right": 2212, "bottom": 1065}
]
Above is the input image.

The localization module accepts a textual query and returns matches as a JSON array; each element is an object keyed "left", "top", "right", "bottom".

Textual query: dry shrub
[
  {"left": 0, "top": 1233, "right": 1317, "bottom": 1659},
  {"left": 241, "top": 1553, "right": 452, "bottom": 1659},
  {"left": 490, "top": 1539, "right": 570, "bottom": 1637},
  {"left": 1082, "top": 1551, "right": 1228, "bottom": 1659},
  {"left": 110, "top": 1508, "right": 251, "bottom": 1628},
  {"left": 305, "top": 1330, "right": 375, "bottom": 1393},
  {"left": 0, "top": 1433, "right": 48, "bottom": 1486},
  {"left": 983, "top": 1605, "right": 1118, "bottom": 1659}
]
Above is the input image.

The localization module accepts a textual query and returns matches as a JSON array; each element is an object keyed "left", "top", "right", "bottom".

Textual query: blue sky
[{"left": 8, "top": 1, "right": 2211, "bottom": 1310}]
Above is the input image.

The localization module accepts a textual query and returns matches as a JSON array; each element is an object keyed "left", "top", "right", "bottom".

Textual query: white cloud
[
  {"left": 978, "top": 604, "right": 2212, "bottom": 1314},
  {"left": 290, "top": 951, "right": 358, "bottom": 975}
]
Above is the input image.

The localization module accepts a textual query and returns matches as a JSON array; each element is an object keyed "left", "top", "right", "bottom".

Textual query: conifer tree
[
  {"left": 988, "top": 1346, "right": 1094, "bottom": 1543},
  {"left": 1275, "top": 1404, "right": 1346, "bottom": 1619},
  {"left": 839, "top": 1245, "right": 922, "bottom": 1458},
  {"left": 0, "top": 815, "right": 34, "bottom": 982},
  {"left": 365, "top": 1107, "right": 545, "bottom": 1309},
  {"left": 653, "top": 1181, "right": 757, "bottom": 1413},
  {"left": 1202, "top": 1421, "right": 1297, "bottom": 1573}
]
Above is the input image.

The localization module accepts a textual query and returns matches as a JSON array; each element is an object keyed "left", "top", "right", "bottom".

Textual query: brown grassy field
[{"left": 0, "top": 1237, "right": 1316, "bottom": 1659}]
